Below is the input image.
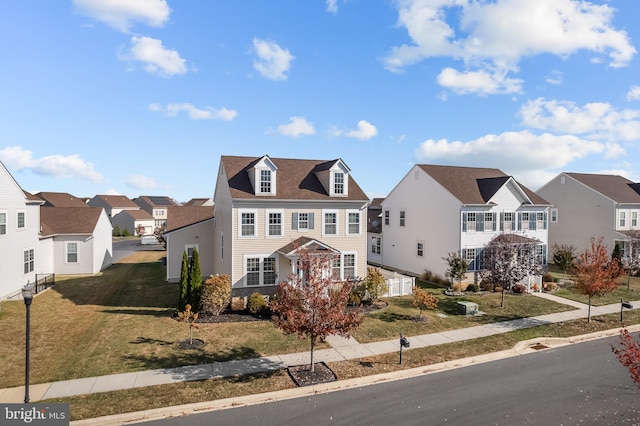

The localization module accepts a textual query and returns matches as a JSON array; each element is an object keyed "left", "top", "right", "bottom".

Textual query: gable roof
[
  {"left": 134, "top": 195, "right": 179, "bottom": 208},
  {"left": 277, "top": 236, "right": 339, "bottom": 256},
  {"left": 166, "top": 206, "right": 215, "bottom": 231},
  {"left": 566, "top": 173, "right": 640, "bottom": 204},
  {"left": 94, "top": 194, "right": 139, "bottom": 208},
  {"left": 35, "top": 192, "right": 89, "bottom": 207},
  {"left": 220, "top": 155, "right": 368, "bottom": 201},
  {"left": 115, "top": 209, "right": 154, "bottom": 220},
  {"left": 417, "top": 165, "right": 548, "bottom": 205},
  {"left": 184, "top": 198, "right": 213, "bottom": 206},
  {"left": 40, "top": 207, "right": 103, "bottom": 236}
]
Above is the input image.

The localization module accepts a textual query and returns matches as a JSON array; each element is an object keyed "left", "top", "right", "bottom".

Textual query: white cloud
[
  {"left": 414, "top": 130, "right": 614, "bottom": 188},
  {"left": 437, "top": 66, "right": 523, "bottom": 95},
  {"left": 277, "top": 117, "right": 316, "bottom": 137},
  {"left": 345, "top": 120, "right": 378, "bottom": 140},
  {"left": 252, "top": 38, "right": 295, "bottom": 81},
  {"left": 384, "top": 0, "right": 636, "bottom": 95},
  {"left": 545, "top": 70, "right": 563, "bottom": 85},
  {"left": 120, "top": 36, "right": 187, "bottom": 77},
  {"left": 73, "top": 0, "right": 170, "bottom": 33},
  {"left": 0, "top": 146, "right": 104, "bottom": 182},
  {"left": 126, "top": 174, "right": 159, "bottom": 190},
  {"left": 149, "top": 103, "right": 237, "bottom": 121},
  {"left": 627, "top": 85, "right": 640, "bottom": 101},
  {"left": 519, "top": 98, "right": 640, "bottom": 141},
  {"left": 326, "top": 0, "right": 339, "bottom": 14}
]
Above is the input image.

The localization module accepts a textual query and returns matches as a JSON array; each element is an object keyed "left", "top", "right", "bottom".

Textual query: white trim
[
  {"left": 242, "top": 254, "right": 279, "bottom": 287},
  {"left": 238, "top": 208, "right": 258, "bottom": 238},
  {"left": 265, "top": 209, "right": 284, "bottom": 238},
  {"left": 346, "top": 209, "right": 361, "bottom": 236},
  {"left": 322, "top": 209, "right": 339, "bottom": 237}
]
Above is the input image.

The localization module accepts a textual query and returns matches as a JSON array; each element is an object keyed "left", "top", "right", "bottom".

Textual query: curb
[{"left": 72, "top": 325, "right": 640, "bottom": 426}]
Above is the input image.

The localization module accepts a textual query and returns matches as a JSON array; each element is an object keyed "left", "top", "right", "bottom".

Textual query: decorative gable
[
  {"left": 248, "top": 155, "right": 278, "bottom": 196},
  {"left": 315, "top": 159, "right": 350, "bottom": 197}
]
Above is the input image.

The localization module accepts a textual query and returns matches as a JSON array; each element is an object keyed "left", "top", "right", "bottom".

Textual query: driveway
[{"left": 112, "top": 238, "right": 165, "bottom": 263}]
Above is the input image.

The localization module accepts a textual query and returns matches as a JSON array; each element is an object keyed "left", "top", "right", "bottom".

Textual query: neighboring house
[
  {"left": 111, "top": 209, "right": 155, "bottom": 237},
  {"left": 39, "top": 206, "right": 113, "bottom": 275},
  {"left": 213, "top": 155, "right": 370, "bottom": 298},
  {"left": 35, "top": 192, "right": 89, "bottom": 207},
  {"left": 88, "top": 194, "right": 140, "bottom": 218},
  {"left": 133, "top": 196, "right": 179, "bottom": 231},
  {"left": 183, "top": 198, "right": 214, "bottom": 207},
  {"left": 0, "top": 162, "right": 46, "bottom": 299},
  {"left": 164, "top": 208, "right": 215, "bottom": 282},
  {"left": 381, "top": 165, "right": 550, "bottom": 286},
  {"left": 536, "top": 172, "right": 640, "bottom": 254},
  {"left": 367, "top": 197, "right": 384, "bottom": 266}
]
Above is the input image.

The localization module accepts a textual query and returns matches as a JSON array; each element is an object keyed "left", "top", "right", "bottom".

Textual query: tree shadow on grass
[
  {"left": 122, "top": 346, "right": 263, "bottom": 371},
  {"left": 371, "top": 311, "right": 414, "bottom": 323},
  {"left": 101, "top": 308, "right": 174, "bottom": 317}
]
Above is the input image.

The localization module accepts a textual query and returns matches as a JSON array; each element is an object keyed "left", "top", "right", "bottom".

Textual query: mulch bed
[
  {"left": 178, "top": 338, "right": 205, "bottom": 349},
  {"left": 287, "top": 362, "right": 337, "bottom": 387}
]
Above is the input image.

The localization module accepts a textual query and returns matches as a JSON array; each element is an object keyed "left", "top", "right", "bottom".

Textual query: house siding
[
  {"left": 166, "top": 219, "right": 215, "bottom": 281},
  {"left": 537, "top": 173, "right": 616, "bottom": 252}
]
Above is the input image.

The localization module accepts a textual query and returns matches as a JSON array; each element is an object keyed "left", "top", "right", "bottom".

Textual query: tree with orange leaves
[
  {"left": 271, "top": 247, "right": 363, "bottom": 373},
  {"left": 573, "top": 236, "right": 622, "bottom": 322},
  {"left": 611, "top": 327, "right": 640, "bottom": 387}
]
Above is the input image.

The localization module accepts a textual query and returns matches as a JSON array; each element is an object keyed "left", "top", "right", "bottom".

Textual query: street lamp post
[{"left": 22, "top": 284, "right": 34, "bottom": 404}]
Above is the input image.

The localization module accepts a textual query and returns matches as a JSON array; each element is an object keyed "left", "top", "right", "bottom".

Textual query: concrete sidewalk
[{"left": 1, "top": 292, "right": 638, "bottom": 404}]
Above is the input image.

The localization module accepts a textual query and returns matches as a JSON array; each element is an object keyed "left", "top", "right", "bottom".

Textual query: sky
[{"left": 1, "top": 0, "right": 640, "bottom": 203}]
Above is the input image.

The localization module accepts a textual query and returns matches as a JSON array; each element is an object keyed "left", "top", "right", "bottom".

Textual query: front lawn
[
  {"left": 353, "top": 290, "right": 576, "bottom": 343},
  {"left": 551, "top": 274, "right": 640, "bottom": 306}
]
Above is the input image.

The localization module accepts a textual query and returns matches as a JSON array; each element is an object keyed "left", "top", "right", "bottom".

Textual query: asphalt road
[{"left": 140, "top": 335, "right": 639, "bottom": 426}]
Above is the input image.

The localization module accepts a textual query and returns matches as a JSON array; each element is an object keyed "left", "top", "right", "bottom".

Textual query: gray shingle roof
[
  {"left": 40, "top": 207, "right": 102, "bottom": 236},
  {"left": 418, "top": 165, "right": 549, "bottom": 205},
  {"left": 567, "top": 173, "right": 640, "bottom": 204}
]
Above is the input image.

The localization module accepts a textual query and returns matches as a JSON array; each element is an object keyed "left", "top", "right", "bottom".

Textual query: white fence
[{"left": 384, "top": 276, "right": 415, "bottom": 297}]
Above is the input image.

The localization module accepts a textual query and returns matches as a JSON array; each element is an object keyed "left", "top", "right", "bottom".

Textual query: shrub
[
  {"left": 112, "top": 225, "right": 121, "bottom": 237},
  {"left": 452, "top": 282, "right": 464, "bottom": 293},
  {"left": 412, "top": 287, "right": 439, "bottom": 319},
  {"left": 362, "top": 267, "right": 388, "bottom": 301},
  {"left": 466, "top": 282, "right": 480, "bottom": 293},
  {"left": 543, "top": 281, "right": 558, "bottom": 292},
  {"left": 542, "top": 272, "right": 557, "bottom": 283},
  {"left": 348, "top": 291, "right": 362, "bottom": 306},
  {"left": 247, "top": 292, "right": 268, "bottom": 315},
  {"left": 122, "top": 228, "right": 131, "bottom": 237},
  {"left": 200, "top": 274, "right": 231, "bottom": 316},
  {"left": 512, "top": 283, "right": 527, "bottom": 294},
  {"left": 480, "top": 280, "right": 494, "bottom": 292},
  {"left": 231, "top": 297, "right": 246, "bottom": 312}
]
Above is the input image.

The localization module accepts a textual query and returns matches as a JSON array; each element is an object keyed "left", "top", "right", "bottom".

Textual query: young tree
[
  {"left": 178, "top": 251, "right": 189, "bottom": 311},
  {"left": 200, "top": 274, "right": 231, "bottom": 316},
  {"left": 479, "top": 234, "right": 543, "bottom": 308},
  {"left": 552, "top": 243, "right": 576, "bottom": 278},
  {"left": 611, "top": 327, "right": 640, "bottom": 388},
  {"left": 621, "top": 231, "right": 640, "bottom": 290},
  {"left": 412, "top": 287, "right": 438, "bottom": 319},
  {"left": 573, "top": 236, "right": 622, "bottom": 322},
  {"left": 443, "top": 251, "right": 468, "bottom": 288},
  {"left": 271, "top": 247, "right": 363, "bottom": 373},
  {"left": 177, "top": 304, "right": 199, "bottom": 345},
  {"left": 136, "top": 224, "right": 146, "bottom": 237},
  {"left": 188, "top": 248, "right": 202, "bottom": 311}
]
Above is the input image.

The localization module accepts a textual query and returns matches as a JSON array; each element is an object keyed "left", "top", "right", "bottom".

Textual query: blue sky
[{"left": 1, "top": 0, "right": 639, "bottom": 203}]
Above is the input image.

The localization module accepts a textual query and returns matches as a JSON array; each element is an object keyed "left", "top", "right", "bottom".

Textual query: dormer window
[
  {"left": 334, "top": 172, "right": 344, "bottom": 195},
  {"left": 260, "top": 170, "right": 272, "bottom": 194}
]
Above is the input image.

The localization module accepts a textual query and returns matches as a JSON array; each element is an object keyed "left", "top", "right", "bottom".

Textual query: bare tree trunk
[
  {"left": 310, "top": 335, "right": 315, "bottom": 373},
  {"left": 587, "top": 294, "right": 592, "bottom": 322}
]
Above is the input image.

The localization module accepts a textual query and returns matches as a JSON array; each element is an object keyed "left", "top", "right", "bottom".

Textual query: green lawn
[{"left": 550, "top": 274, "right": 640, "bottom": 306}]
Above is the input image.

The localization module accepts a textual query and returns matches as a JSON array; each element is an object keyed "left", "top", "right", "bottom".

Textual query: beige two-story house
[{"left": 213, "top": 155, "right": 370, "bottom": 297}]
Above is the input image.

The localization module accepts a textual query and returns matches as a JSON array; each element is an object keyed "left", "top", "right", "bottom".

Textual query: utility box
[{"left": 457, "top": 301, "right": 478, "bottom": 315}]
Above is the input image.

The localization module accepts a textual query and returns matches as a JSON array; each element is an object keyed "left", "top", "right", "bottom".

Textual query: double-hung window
[
  {"left": 24, "top": 248, "right": 34, "bottom": 274},
  {"left": 334, "top": 172, "right": 344, "bottom": 195},
  {"left": 503, "top": 212, "right": 513, "bottom": 231},
  {"left": 66, "top": 242, "right": 78, "bottom": 263},
  {"left": 292, "top": 212, "right": 313, "bottom": 231},
  {"left": 260, "top": 170, "right": 271, "bottom": 194},
  {"left": 323, "top": 210, "right": 338, "bottom": 236},
  {"left": 347, "top": 210, "right": 360, "bottom": 235},
  {"left": 465, "top": 212, "right": 476, "bottom": 233},
  {"left": 239, "top": 209, "right": 257, "bottom": 237},
  {"left": 384, "top": 210, "right": 390, "bottom": 226},
  {"left": 620, "top": 211, "right": 626, "bottom": 227},
  {"left": 417, "top": 242, "right": 424, "bottom": 257},
  {"left": 298, "top": 213, "right": 309, "bottom": 230},
  {"left": 633, "top": 212, "right": 638, "bottom": 228},
  {"left": 484, "top": 212, "right": 494, "bottom": 232},
  {"left": 17, "top": 211, "right": 25, "bottom": 229},
  {"left": 0, "top": 212, "right": 6, "bottom": 235},
  {"left": 371, "top": 237, "right": 381, "bottom": 254},
  {"left": 520, "top": 212, "right": 530, "bottom": 230},
  {"left": 245, "top": 255, "right": 277, "bottom": 286},
  {"left": 400, "top": 210, "right": 406, "bottom": 227},
  {"left": 536, "top": 212, "right": 545, "bottom": 230},
  {"left": 266, "top": 210, "right": 283, "bottom": 237},
  {"left": 343, "top": 254, "right": 355, "bottom": 279}
]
